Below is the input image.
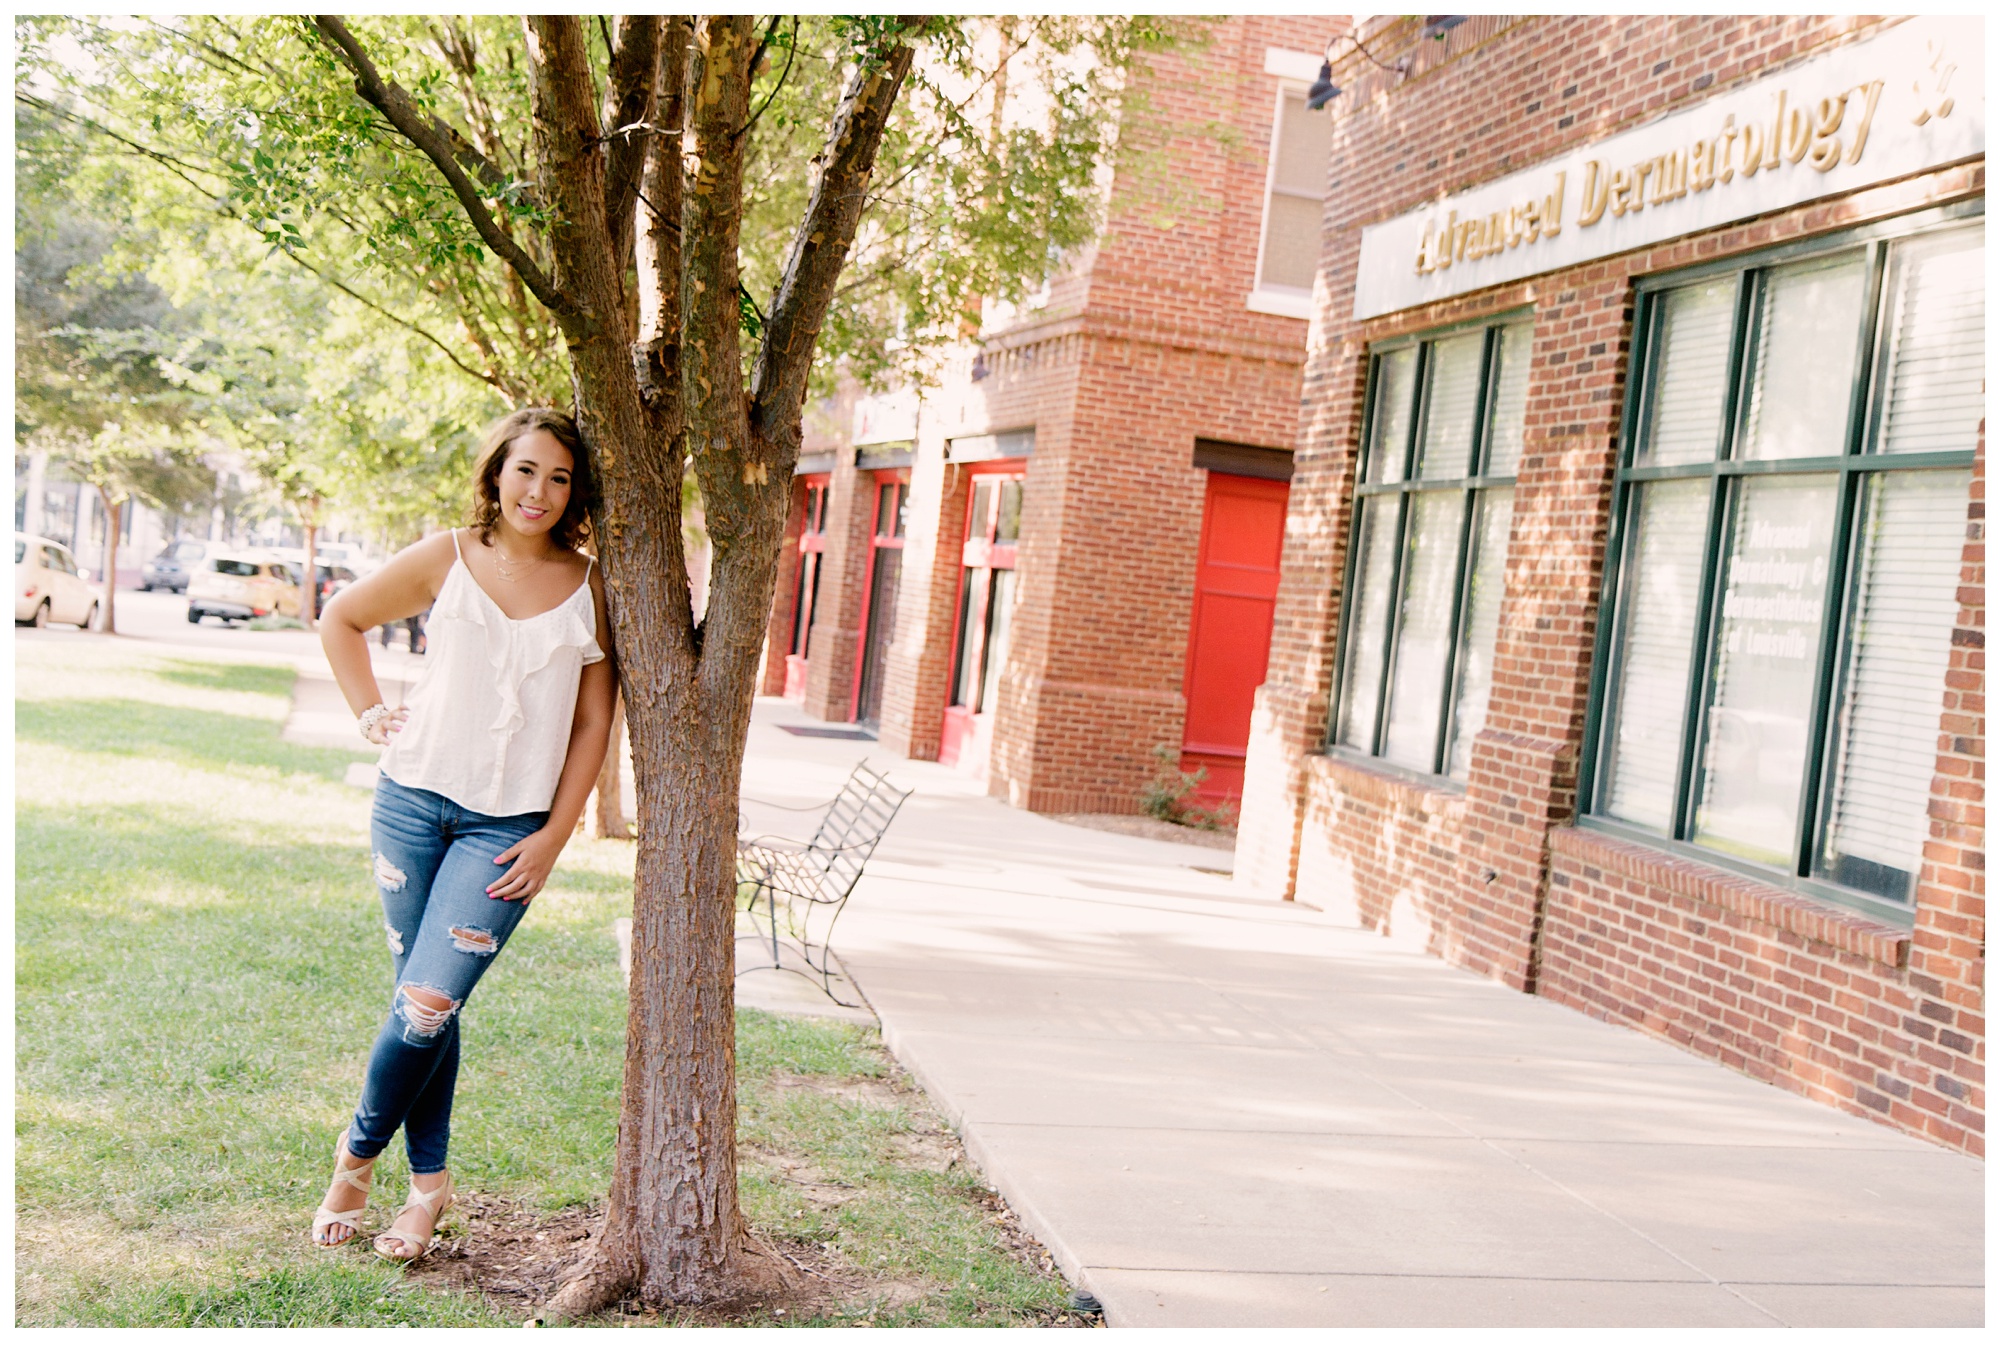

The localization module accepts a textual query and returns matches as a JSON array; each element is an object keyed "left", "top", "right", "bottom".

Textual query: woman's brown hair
[{"left": 468, "top": 408, "right": 598, "bottom": 552}]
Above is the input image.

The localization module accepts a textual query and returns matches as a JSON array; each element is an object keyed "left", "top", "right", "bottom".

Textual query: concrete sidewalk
[{"left": 739, "top": 697, "right": 1983, "bottom": 1328}]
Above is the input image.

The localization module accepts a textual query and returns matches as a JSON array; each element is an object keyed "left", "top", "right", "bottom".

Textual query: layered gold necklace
[{"left": 493, "top": 546, "right": 553, "bottom": 584}]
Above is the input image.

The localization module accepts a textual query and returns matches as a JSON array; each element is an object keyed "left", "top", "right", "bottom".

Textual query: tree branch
[
  {"left": 632, "top": 18, "right": 691, "bottom": 412},
  {"left": 309, "top": 15, "right": 576, "bottom": 324},
  {"left": 601, "top": 15, "right": 663, "bottom": 284},
  {"left": 735, "top": 16, "right": 798, "bottom": 143},
  {"left": 285, "top": 252, "right": 512, "bottom": 396},
  {"left": 749, "top": 23, "right": 922, "bottom": 446},
  {"left": 15, "top": 92, "right": 229, "bottom": 197}
]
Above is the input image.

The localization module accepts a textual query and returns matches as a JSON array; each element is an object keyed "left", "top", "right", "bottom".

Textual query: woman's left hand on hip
[{"left": 489, "top": 828, "right": 561, "bottom": 903}]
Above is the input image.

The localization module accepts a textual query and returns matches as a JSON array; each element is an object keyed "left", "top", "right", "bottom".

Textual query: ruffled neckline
[{"left": 447, "top": 557, "right": 592, "bottom": 624}]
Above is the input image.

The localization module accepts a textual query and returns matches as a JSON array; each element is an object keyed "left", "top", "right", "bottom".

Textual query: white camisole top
[{"left": 378, "top": 529, "right": 605, "bottom": 816}]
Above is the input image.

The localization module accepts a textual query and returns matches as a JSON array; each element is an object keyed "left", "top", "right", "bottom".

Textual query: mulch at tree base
[{"left": 407, "top": 1193, "right": 1099, "bottom": 1327}]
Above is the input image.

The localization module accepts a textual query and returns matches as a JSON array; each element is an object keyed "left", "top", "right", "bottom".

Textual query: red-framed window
[
  {"left": 782, "top": 475, "right": 830, "bottom": 701},
  {"left": 851, "top": 472, "right": 910, "bottom": 725},
  {"left": 940, "top": 463, "right": 1027, "bottom": 765},
  {"left": 789, "top": 475, "right": 830, "bottom": 659}
]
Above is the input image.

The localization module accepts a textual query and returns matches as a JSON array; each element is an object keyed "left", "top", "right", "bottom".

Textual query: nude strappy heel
[
  {"left": 311, "top": 1128, "right": 373, "bottom": 1248},
  {"left": 374, "top": 1172, "right": 453, "bottom": 1262}
]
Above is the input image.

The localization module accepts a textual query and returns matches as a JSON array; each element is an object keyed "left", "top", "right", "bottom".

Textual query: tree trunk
[
  {"left": 594, "top": 694, "right": 629, "bottom": 838},
  {"left": 315, "top": 10, "right": 920, "bottom": 1318},
  {"left": 301, "top": 517, "right": 318, "bottom": 629},
  {"left": 95, "top": 486, "right": 120, "bottom": 634}
]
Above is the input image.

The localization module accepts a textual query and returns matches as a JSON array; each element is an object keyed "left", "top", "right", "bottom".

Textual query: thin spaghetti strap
[
  {"left": 584, "top": 553, "right": 595, "bottom": 583},
  {"left": 451, "top": 528, "right": 463, "bottom": 562}
]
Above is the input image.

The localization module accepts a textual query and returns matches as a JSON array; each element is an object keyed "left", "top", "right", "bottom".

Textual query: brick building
[
  {"left": 1236, "top": 15, "right": 1985, "bottom": 1154},
  {"left": 760, "top": 15, "right": 1339, "bottom": 812}
]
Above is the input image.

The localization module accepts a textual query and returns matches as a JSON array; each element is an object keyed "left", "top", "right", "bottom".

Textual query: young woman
[{"left": 311, "top": 408, "right": 616, "bottom": 1260}]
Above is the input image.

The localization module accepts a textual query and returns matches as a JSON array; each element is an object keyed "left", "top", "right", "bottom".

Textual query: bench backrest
[{"left": 802, "top": 761, "right": 912, "bottom": 898}]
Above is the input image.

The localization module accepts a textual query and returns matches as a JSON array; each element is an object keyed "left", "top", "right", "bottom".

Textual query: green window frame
[
  {"left": 1328, "top": 314, "right": 1532, "bottom": 781},
  {"left": 1581, "top": 203, "right": 1983, "bottom": 923}
]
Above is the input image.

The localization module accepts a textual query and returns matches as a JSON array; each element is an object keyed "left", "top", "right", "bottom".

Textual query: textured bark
[
  {"left": 95, "top": 486, "right": 119, "bottom": 634},
  {"left": 593, "top": 694, "right": 629, "bottom": 839},
  {"left": 314, "top": 12, "right": 921, "bottom": 1318},
  {"left": 300, "top": 516, "right": 318, "bottom": 630}
]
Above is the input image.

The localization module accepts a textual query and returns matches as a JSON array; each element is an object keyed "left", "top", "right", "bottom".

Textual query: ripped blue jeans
[{"left": 347, "top": 773, "right": 548, "bottom": 1173}]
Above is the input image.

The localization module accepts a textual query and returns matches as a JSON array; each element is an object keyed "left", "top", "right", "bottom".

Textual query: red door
[
  {"left": 938, "top": 463, "right": 1026, "bottom": 779},
  {"left": 1181, "top": 473, "right": 1289, "bottom": 805}
]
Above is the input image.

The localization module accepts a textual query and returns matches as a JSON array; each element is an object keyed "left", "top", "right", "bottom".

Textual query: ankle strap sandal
[
  {"left": 374, "top": 1173, "right": 453, "bottom": 1262},
  {"left": 311, "top": 1128, "right": 373, "bottom": 1248}
]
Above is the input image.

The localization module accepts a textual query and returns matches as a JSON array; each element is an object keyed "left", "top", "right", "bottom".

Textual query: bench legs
[{"left": 736, "top": 880, "right": 864, "bottom": 1008}]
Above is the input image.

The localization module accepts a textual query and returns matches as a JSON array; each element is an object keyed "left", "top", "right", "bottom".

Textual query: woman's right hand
[{"left": 364, "top": 705, "right": 411, "bottom": 746}]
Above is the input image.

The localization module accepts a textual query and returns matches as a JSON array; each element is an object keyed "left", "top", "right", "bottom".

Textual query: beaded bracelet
[{"left": 358, "top": 703, "right": 393, "bottom": 743}]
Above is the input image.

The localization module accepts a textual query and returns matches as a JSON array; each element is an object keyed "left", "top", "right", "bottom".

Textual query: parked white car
[
  {"left": 15, "top": 532, "right": 102, "bottom": 628},
  {"left": 186, "top": 550, "right": 302, "bottom": 625}
]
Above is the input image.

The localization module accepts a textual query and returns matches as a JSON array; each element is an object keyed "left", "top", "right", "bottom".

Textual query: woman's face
[{"left": 496, "top": 429, "right": 574, "bottom": 540}]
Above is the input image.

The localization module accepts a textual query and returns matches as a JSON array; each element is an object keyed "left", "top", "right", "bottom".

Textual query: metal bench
[{"left": 736, "top": 759, "right": 912, "bottom": 1006}]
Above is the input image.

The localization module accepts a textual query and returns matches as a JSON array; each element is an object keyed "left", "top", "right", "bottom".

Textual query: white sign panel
[{"left": 1353, "top": 16, "right": 1983, "bottom": 320}]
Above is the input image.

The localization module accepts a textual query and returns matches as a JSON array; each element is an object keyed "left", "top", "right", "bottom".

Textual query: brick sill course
[
  {"left": 1314, "top": 748, "right": 1468, "bottom": 807},
  {"left": 1549, "top": 826, "right": 1912, "bottom": 969}
]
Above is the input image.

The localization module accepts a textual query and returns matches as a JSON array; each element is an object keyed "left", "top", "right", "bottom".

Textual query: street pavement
[
  {"left": 44, "top": 589, "right": 1985, "bottom": 1326},
  {"left": 739, "top": 698, "right": 1985, "bottom": 1328}
]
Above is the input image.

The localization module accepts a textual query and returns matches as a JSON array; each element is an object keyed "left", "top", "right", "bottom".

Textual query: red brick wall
[
  {"left": 804, "top": 15, "right": 1335, "bottom": 808},
  {"left": 1238, "top": 12, "right": 1985, "bottom": 1154}
]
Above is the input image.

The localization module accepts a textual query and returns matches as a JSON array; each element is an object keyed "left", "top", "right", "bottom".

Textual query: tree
[
  {"left": 20, "top": 13, "right": 1174, "bottom": 1312},
  {"left": 15, "top": 115, "right": 208, "bottom": 632}
]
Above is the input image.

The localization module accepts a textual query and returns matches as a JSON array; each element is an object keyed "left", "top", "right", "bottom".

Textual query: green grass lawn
[{"left": 15, "top": 638, "right": 1073, "bottom": 1327}]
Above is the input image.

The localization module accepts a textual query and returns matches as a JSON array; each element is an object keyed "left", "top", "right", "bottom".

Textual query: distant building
[
  {"left": 1236, "top": 15, "right": 1985, "bottom": 1154},
  {"left": 761, "top": 15, "right": 1339, "bottom": 814}
]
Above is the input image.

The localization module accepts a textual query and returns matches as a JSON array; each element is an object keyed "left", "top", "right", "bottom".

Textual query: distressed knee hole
[
  {"left": 372, "top": 853, "right": 407, "bottom": 893},
  {"left": 395, "top": 984, "right": 459, "bottom": 1039},
  {"left": 384, "top": 924, "right": 405, "bottom": 955},
  {"left": 449, "top": 925, "right": 498, "bottom": 956}
]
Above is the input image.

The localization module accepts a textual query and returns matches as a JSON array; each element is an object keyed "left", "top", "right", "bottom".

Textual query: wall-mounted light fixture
[{"left": 1306, "top": 15, "right": 1466, "bottom": 110}]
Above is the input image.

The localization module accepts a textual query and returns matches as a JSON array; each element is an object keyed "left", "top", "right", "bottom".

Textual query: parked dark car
[
  {"left": 315, "top": 562, "right": 358, "bottom": 609},
  {"left": 141, "top": 539, "right": 208, "bottom": 593}
]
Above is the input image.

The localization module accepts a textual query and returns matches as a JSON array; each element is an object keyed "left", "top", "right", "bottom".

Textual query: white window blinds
[
  {"left": 1741, "top": 253, "right": 1868, "bottom": 461},
  {"left": 1639, "top": 281, "right": 1735, "bottom": 467},
  {"left": 1367, "top": 348, "right": 1416, "bottom": 484},
  {"left": 1380, "top": 492, "right": 1465, "bottom": 769},
  {"left": 1817, "top": 469, "right": 1970, "bottom": 899},
  {"left": 1446, "top": 488, "right": 1514, "bottom": 779},
  {"left": 1416, "top": 333, "right": 1484, "bottom": 479},
  {"left": 1877, "top": 228, "right": 1986, "bottom": 456},
  {"left": 1484, "top": 324, "right": 1532, "bottom": 477},
  {"left": 1335, "top": 497, "right": 1398, "bottom": 748},
  {"left": 1600, "top": 480, "right": 1711, "bottom": 830},
  {"left": 1691, "top": 475, "right": 1839, "bottom": 865}
]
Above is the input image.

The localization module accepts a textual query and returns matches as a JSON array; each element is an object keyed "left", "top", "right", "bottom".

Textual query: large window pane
[
  {"left": 1416, "top": 333, "right": 1483, "bottom": 479},
  {"left": 951, "top": 569, "right": 985, "bottom": 707},
  {"left": 1259, "top": 193, "right": 1321, "bottom": 291},
  {"left": 1271, "top": 90, "right": 1331, "bottom": 195},
  {"left": 979, "top": 568, "right": 1017, "bottom": 712},
  {"left": 1334, "top": 497, "right": 1398, "bottom": 749},
  {"left": 1816, "top": 470, "right": 1970, "bottom": 901},
  {"left": 1691, "top": 475, "right": 1839, "bottom": 864},
  {"left": 1381, "top": 491, "right": 1466, "bottom": 770},
  {"left": 1876, "top": 229, "right": 1985, "bottom": 456},
  {"left": 1600, "top": 480, "right": 1712, "bottom": 830},
  {"left": 1367, "top": 349, "right": 1417, "bottom": 484},
  {"left": 995, "top": 479, "right": 1023, "bottom": 543},
  {"left": 1445, "top": 488, "right": 1513, "bottom": 778},
  {"left": 1638, "top": 280, "right": 1735, "bottom": 467},
  {"left": 1483, "top": 323, "right": 1532, "bottom": 477},
  {"left": 1740, "top": 254, "right": 1868, "bottom": 460}
]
